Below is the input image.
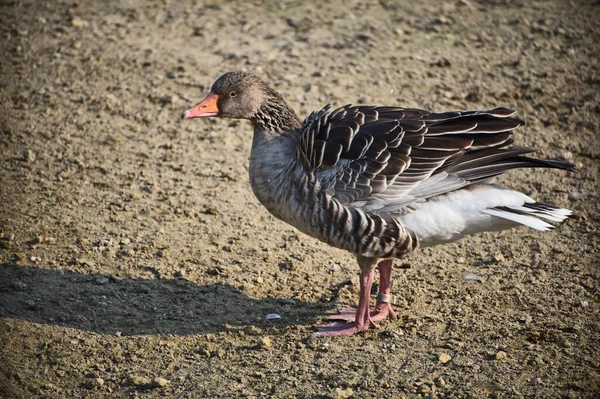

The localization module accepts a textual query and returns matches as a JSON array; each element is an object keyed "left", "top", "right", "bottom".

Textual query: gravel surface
[{"left": 1, "top": 0, "right": 599, "bottom": 398}]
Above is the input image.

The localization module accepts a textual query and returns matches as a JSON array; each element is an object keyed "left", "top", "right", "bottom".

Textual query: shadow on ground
[{"left": 0, "top": 262, "right": 326, "bottom": 335}]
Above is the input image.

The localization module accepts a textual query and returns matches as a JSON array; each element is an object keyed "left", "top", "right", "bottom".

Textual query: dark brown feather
[{"left": 298, "top": 104, "right": 574, "bottom": 207}]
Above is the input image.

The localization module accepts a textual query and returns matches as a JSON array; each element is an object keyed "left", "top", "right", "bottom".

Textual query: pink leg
[
  {"left": 313, "top": 269, "right": 376, "bottom": 337},
  {"left": 325, "top": 259, "right": 397, "bottom": 322},
  {"left": 371, "top": 259, "right": 397, "bottom": 322}
]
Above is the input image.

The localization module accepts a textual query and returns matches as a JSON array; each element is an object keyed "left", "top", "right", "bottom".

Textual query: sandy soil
[{"left": 1, "top": 0, "right": 599, "bottom": 398}]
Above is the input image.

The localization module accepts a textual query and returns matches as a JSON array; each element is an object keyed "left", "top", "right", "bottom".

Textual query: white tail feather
[
  {"left": 400, "top": 184, "right": 570, "bottom": 247},
  {"left": 482, "top": 209, "right": 554, "bottom": 231}
]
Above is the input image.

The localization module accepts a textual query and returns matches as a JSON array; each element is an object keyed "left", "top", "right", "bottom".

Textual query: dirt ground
[{"left": 1, "top": 0, "right": 599, "bottom": 398}]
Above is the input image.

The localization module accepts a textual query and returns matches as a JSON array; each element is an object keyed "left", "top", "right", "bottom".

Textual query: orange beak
[{"left": 181, "top": 92, "right": 220, "bottom": 119}]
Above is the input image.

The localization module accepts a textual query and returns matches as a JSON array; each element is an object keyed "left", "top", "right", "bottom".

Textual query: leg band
[{"left": 377, "top": 293, "right": 392, "bottom": 303}]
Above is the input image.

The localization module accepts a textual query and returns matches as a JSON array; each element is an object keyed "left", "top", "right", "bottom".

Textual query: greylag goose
[{"left": 181, "top": 71, "right": 575, "bottom": 337}]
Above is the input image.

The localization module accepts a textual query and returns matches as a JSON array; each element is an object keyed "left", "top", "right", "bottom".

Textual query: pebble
[
  {"left": 439, "top": 353, "right": 452, "bottom": 364},
  {"left": 257, "top": 337, "right": 272, "bottom": 350},
  {"left": 105, "top": 93, "right": 119, "bottom": 108},
  {"left": 495, "top": 351, "right": 507, "bottom": 360},
  {"left": 464, "top": 273, "right": 482, "bottom": 281},
  {"left": 197, "top": 346, "right": 211, "bottom": 358},
  {"left": 129, "top": 376, "right": 150, "bottom": 386},
  {"left": 29, "top": 236, "right": 43, "bottom": 245},
  {"left": 95, "top": 277, "right": 109, "bottom": 285},
  {"left": 493, "top": 253, "right": 505, "bottom": 263},
  {"left": 331, "top": 387, "right": 354, "bottom": 399},
  {"left": 244, "top": 325, "right": 263, "bottom": 334},
  {"left": 433, "top": 58, "right": 452, "bottom": 67},
  {"left": 152, "top": 377, "right": 169, "bottom": 388},
  {"left": 156, "top": 248, "right": 169, "bottom": 258},
  {"left": 560, "top": 151, "right": 574, "bottom": 160},
  {"left": 85, "top": 377, "right": 104, "bottom": 388},
  {"left": 23, "top": 149, "right": 36, "bottom": 163},
  {"left": 568, "top": 192, "right": 582, "bottom": 201},
  {"left": 71, "top": 16, "right": 87, "bottom": 28}
]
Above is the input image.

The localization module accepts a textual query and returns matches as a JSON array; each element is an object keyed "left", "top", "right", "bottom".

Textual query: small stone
[
  {"left": 493, "top": 253, "right": 505, "bottom": 263},
  {"left": 105, "top": 93, "right": 119, "bottom": 107},
  {"left": 23, "top": 150, "right": 36, "bottom": 162},
  {"left": 568, "top": 192, "right": 582, "bottom": 201},
  {"left": 152, "top": 377, "right": 168, "bottom": 388},
  {"left": 85, "top": 377, "right": 104, "bottom": 388},
  {"left": 197, "top": 346, "right": 211, "bottom": 358},
  {"left": 156, "top": 248, "right": 168, "bottom": 258},
  {"left": 96, "top": 277, "right": 109, "bottom": 285},
  {"left": 439, "top": 353, "right": 452, "bottom": 364},
  {"left": 433, "top": 58, "right": 452, "bottom": 67},
  {"left": 464, "top": 273, "right": 482, "bottom": 281},
  {"left": 93, "top": 377, "right": 104, "bottom": 387},
  {"left": 331, "top": 387, "right": 354, "bottom": 399},
  {"left": 71, "top": 16, "right": 87, "bottom": 28},
  {"left": 560, "top": 151, "right": 574, "bottom": 160},
  {"left": 495, "top": 351, "right": 507, "bottom": 360},
  {"left": 129, "top": 376, "right": 150, "bottom": 386},
  {"left": 257, "top": 337, "right": 272, "bottom": 350},
  {"left": 118, "top": 249, "right": 134, "bottom": 258},
  {"left": 244, "top": 325, "right": 262, "bottom": 335}
]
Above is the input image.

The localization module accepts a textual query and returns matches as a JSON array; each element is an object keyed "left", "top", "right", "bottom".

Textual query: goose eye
[{"left": 230, "top": 91, "right": 237, "bottom": 97}]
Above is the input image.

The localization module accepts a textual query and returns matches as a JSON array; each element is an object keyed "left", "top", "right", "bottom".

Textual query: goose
[{"left": 181, "top": 71, "right": 575, "bottom": 337}]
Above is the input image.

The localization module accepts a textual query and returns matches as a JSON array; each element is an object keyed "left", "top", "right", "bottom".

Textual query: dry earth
[{"left": 1, "top": 0, "right": 599, "bottom": 398}]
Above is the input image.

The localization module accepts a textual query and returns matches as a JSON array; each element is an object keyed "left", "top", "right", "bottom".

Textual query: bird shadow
[{"left": 0, "top": 262, "right": 329, "bottom": 336}]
